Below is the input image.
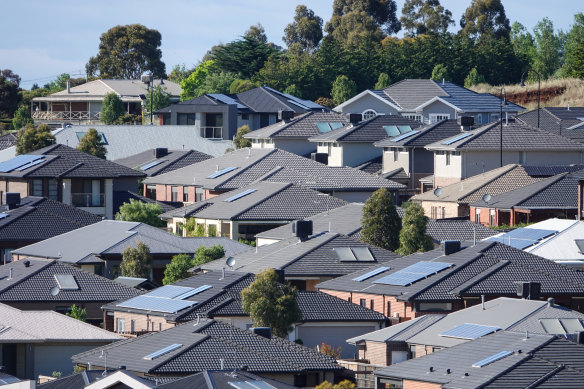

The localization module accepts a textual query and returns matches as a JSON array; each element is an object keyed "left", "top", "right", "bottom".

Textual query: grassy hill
[{"left": 470, "top": 78, "right": 584, "bottom": 111}]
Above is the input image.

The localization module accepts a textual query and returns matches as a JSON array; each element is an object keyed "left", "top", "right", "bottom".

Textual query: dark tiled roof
[
  {"left": 426, "top": 219, "right": 497, "bottom": 242},
  {"left": 375, "top": 331, "right": 584, "bottom": 388},
  {"left": 0, "top": 259, "right": 140, "bottom": 302},
  {"left": 470, "top": 173, "right": 579, "bottom": 209},
  {"left": 355, "top": 156, "right": 383, "bottom": 175},
  {"left": 203, "top": 232, "right": 399, "bottom": 278},
  {"left": 426, "top": 120, "right": 584, "bottom": 151},
  {"left": 317, "top": 241, "right": 584, "bottom": 302},
  {"left": 516, "top": 107, "right": 584, "bottom": 140},
  {"left": 309, "top": 115, "right": 422, "bottom": 143},
  {"left": 146, "top": 148, "right": 405, "bottom": 191},
  {"left": 159, "top": 370, "right": 297, "bottom": 389},
  {"left": 113, "top": 190, "right": 180, "bottom": 215},
  {"left": 382, "top": 79, "right": 449, "bottom": 110},
  {"left": 73, "top": 319, "right": 343, "bottom": 375},
  {"left": 0, "top": 133, "right": 16, "bottom": 151},
  {"left": 0, "top": 197, "right": 101, "bottom": 242},
  {"left": 114, "top": 149, "right": 213, "bottom": 177},
  {"left": 245, "top": 111, "right": 348, "bottom": 139},
  {"left": 0, "top": 144, "right": 145, "bottom": 179},
  {"left": 374, "top": 119, "right": 475, "bottom": 147},
  {"left": 160, "top": 182, "right": 347, "bottom": 221},
  {"left": 37, "top": 371, "right": 116, "bottom": 389}
]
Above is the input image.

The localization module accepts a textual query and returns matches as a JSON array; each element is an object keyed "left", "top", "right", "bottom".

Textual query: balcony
[
  {"left": 200, "top": 127, "right": 223, "bottom": 139},
  {"left": 71, "top": 193, "right": 104, "bottom": 207},
  {"left": 32, "top": 111, "right": 101, "bottom": 121}
]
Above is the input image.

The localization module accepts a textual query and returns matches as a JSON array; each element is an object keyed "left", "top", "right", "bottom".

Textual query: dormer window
[{"left": 362, "top": 109, "right": 377, "bottom": 120}]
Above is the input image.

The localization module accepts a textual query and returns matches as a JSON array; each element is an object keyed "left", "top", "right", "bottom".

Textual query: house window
[
  {"left": 431, "top": 206, "right": 445, "bottom": 219},
  {"left": 146, "top": 184, "right": 157, "bottom": 200},
  {"left": 490, "top": 209, "right": 496, "bottom": 226},
  {"left": 362, "top": 109, "right": 377, "bottom": 120},
  {"left": 476, "top": 113, "right": 483, "bottom": 124},
  {"left": 182, "top": 186, "right": 189, "bottom": 202},
  {"left": 171, "top": 186, "right": 178, "bottom": 202},
  {"left": 241, "top": 113, "right": 249, "bottom": 120},
  {"left": 410, "top": 345, "right": 417, "bottom": 359},
  {"left": 177, "top": 113, "right": 196, "bottom": 125},
  {"left": 32, "top": 179, "right": 43, "bottom": 196},
  {"left": 445, "top": 152, "right": 451, "bottom": 166},
  {"left": 117, "top": 318, "right": 125, "bottom": 333},
  {"left": 519, "top": 151, "right": 526, "bottom": 164},
  {"left": 370, "top": 300, "right": 375, "bottom": 310},
  {"left": 327, "top": 143, "right": 332, "bottom": 156},
  {"left": 348, "top": 296, "right": 352, "bottom": 303},
  {"left": 429, "top": 114, "right": 450, "bottom": 123},
  {"left": 387, "top": 301, "right": 391, "bottom": 316},
  {"left": 475, "top": 208, "right": 481, "bottom": 223},
  {"left": 131, "top": 320, "right": 136, "bottom": 333},
  {"left": 360, "top": 299, "right": 367, "bottom": 307},
  {"left": 404, "top": 114, "right": 423, "bottom": 123},
  {"left": 393, "top": 148, "right": 399, "bottom": 162},
  {"left": 195, "top": 187, "right": 204, "bottom": 202},
  {"left": 48, "top": 179, "right": 58, "bottom": 200},
  {"left": 418, "top": 302, "right": 452, "bottom": 312}
]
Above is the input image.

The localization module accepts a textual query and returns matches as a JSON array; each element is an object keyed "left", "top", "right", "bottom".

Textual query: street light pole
[
  {"left": 500, "top": 87, "right": 506, "bottom": 168},
  {"left": 149, "top": 73, "right": 154, "bottom": 125}
]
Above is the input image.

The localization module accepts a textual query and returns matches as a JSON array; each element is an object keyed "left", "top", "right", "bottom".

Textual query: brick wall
[
  {"left": 112, "top": 311, "right": 175, "bottom": 333},
  {"left": 403, "top": 379, "right": 442, "bottom": 389},
  {"left": 319, "top": 289, "right": 415, "bottom": 320},
  {"left": 364, "top": 341, "right": 389, "bottom": 366}
]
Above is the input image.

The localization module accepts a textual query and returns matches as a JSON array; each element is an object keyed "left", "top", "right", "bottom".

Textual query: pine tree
[
  {"left": 361, "top": 188, "right": 401, "bottom": 251},
  {"left": 397, "top": 202, "right": 434, "bottom": 255},
  {"left": 120, "top": 242, "right": 152, "bottom": 278}
]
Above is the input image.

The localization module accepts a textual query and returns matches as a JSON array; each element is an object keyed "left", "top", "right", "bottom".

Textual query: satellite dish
[
  {"left": 50, "top": 286, "right": 60, "bottom": 296},
  {"left": 226, "top": 257, "right": 236, "bottom": 268},
  {"left": 482, "top": 194, "right": 492, "bottom": 203},
  {"left": 433, "top": 187, "right": 442, "bottom": 197}
]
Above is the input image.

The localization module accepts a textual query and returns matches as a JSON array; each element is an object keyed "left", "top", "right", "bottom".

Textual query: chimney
[
  {"left": 458, "top": 116, "right": 474, "bottom": 131},
  {"left": 348, "top": 113, "right": 362, "bottom": 123},
  {"left": 278, "top": 110, "right": 294, "bottom": 122},
  {"left": 292, "top": 220, "right": 313, "bottom": 242},
  {"left": 23, "top": 260, "right": 30, "bottom": 268},
  {"left": 3, "top": 193, "right": 20, "bottom": 210},
  {"left": 153, "top": 148, "right": 168, "bottom": 158},
  {"left": 67, "top": 80, "right": 71, "bottom": 94},
  {"left": 443, "top": 240, "right": 461, "bottom": 255}
]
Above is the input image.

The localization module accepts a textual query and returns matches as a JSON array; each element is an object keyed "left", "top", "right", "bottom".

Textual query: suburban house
[
  {"left": 410, "top": 164, "right": 582, "bottom": 219},
  {"left": 103, "top": 270, "right": 387, "bottom": 358},
  {"left": 11, "top": 220, "right": 250, "bottom": 281},
  {"left": 0, "top": 196, "right": 101, "bottom": 264},
  {"left": 374, "top": 119, "right": 479, "bottom": 190},
  {"left": 202, "top": 231, "right": 399, "bottom": 291},
  {"left": 347, "top": 297, "right": 584, "bottom": 367},
  {"left": 155, "top": 86, "right": 325, "bottom": 140},
  {"left": 317, "top": 240, "right": 584, "bottom": 320},
  {"left": 254, "top": 202, "right": 496, "bottom": 248},
  {"left": 425, "top": 119, "right": 584, "bottom": 188},
  {"left": 159, "top": 181, "right": 347, "bottom": 240},
  {"left": 245, "top": 110, "right": 349, "bottom": 156},
  {"left": 0, "top": 303, "right": 122, "bottom": 380},
  {"left": 516, "top": 106, "right": 584, "bottom": 141},
  {"left": 0, "top": 258, "right": 139, "bottom": 325},
  {"left": 308, "top": 114, "right": 422, "bottom": 169},
  {"left": 334, "top": 79, "right": 524, "bottom": 125},
  {"left": 31, "top": 79, "right": 181, "bottom": 125},
  {"left": 142, "top": 148, "right": 405, "bottom": 204},
  {"left": 0, "top": 144, "right": 146, "bottom": 219},
  {"left": 72, "top": 318, "right": 344, "bottom": 387},
  {"left": 373, "top": 331, "right": 584, "bottom": 389},
  {"left": 470, "top": 171, "right": 582, "bottom": 226},
  {"left": 114, "top": 148, "right": 212, "bottom": 177}
]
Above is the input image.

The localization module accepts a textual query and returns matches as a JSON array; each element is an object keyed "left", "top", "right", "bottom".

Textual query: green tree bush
[
  {"left": 15, "top": 123, "right": 55, "bottom": 155},
  {"left": 191, "top": 245, "right": 225, "bottom": 267},
  {"left": 100, "top": 92, "right": 124, "bottom": 124},
  {"left": 66, "top": 304, "right": 87, "bottom": 322},
  {"left": 331, "top": 75, "right": 357, "bottom": 106},
  {"left": 431, "top": 64, "right": 449, "bottom": 82},
  {"left": 145, "top": 85, "right": 171, "bottom": 115},
  {"left": 76, "top": 128, "right": 107, "bottom": 159},
  {"left": 12, "top": 105, "right": 33, "bottom": 131},
  {"left": 464, "top": 67, "right": 486, "bottom": 88},
  {"left": 374, "top": 72, "right": 391, "bottom": 89},
  {"left": 241, "top": 268, "right": 302, "bottom": 338},
  {"left": 120, "top": 242, "right": 152, "bottom": 278},
  {"left": 234, "top": 125, "right": 252, "bottom": 149},
  {"left": 397, "top": 202, "right": 434, "bottom": 255},
  {"left": 162, "top": 254, "right": 193, "bottom": 285},
  {"left": 361, "top": 188, "right": 401, "bottom": 251},
  {"left": 115, "top": 199, "right": 165, "bottom": 227}
]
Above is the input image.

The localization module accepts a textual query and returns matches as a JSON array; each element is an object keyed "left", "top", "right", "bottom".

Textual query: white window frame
[
  {"left": 362, "top": 109, "right": 377, "bottom": 120},
  {"left": 519, "top": 151, "right": 526, "bottom": 164},
  {"left": 476, "top": 113, "right": 483, "bottom": 124},
  {"left": 117, "top": 318, "right": 125, "bottom": 333},
  {"left": 445, "top": 151, "right": 451, "bottom": 166},
  {"left": 404, "top": 114, "right": 423, "bottom": 123},
  {"left": 475, "top": 208, "right": 481, "bottom": 223},
  {"left": 429, "top": 114, "right": 451, "bottom": 123}
]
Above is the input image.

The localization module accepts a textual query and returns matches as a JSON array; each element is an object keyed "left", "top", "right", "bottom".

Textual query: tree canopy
[
  {"left": 0, "top": 69, "right": 21, "bottom": 119},
  {"left": 460, "top": 0, "right": 511, "bottom": 40},
  {"left": 66, "top": 304, "right": 87, "bottom": 322},
  {"left": 400, "top": 0, "right": 453, "bottom": 37},
  {"left": 397, "top": 202, "right": 434, "bottom": 255},
  {"left": 331, "top": 75, "right": 357, "bottom": 105},
  {"left": 12, "top": 105, "right": 33, "bottom": 131},
  {"left": 234, "top": 125, "right": 252, "bottom": 149},
  {"left": 120, "top": 242, "right": 152, "bottom": 278},
  {"left": 76, "top": 128, "right": 107, "bottom": 159},
  {"left": 86, "top": 24, "right": 166, "bottom": 79},
  {"left": 210, "top": 36, "right": 280, "bottom": 79},
  {"left": 15, "top": 123, "right": 55, "bottom": 155},
  {"left": 100, "top": 92, "right": 124, "bottom": 124},
  {"left": 284, "top": 5, "right": 324, "bottom": 52},
  {"left": 145, "top": 85, "right": 172, "bottom": 114},
  {"left": 361, "top": 188, "right": 401, "bottom": 251},
  {"left": 115, "top": 199, "right": 166, "bottom": 227},
  {"left": 162, "top": 254, "right": 193, "bottom": 285},
  {"left": 241, "top": 268, "right": 301, "bottom": 338}
]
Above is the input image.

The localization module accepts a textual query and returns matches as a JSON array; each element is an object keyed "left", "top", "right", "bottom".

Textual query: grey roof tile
[
  {"left": 374, "top": 119, "right": 477, "bottom": 147},
  {"left": 114, "top": 149, "right": 213, "bottom": 177},
  {"left": 246, "top": 111, "right": 348, "bottom": 139}
]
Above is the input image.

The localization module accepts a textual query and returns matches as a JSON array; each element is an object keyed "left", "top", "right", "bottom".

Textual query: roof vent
[
  {"left": 153, "top": 148, "right": 168, "bottom": 158},
  {"left": 348, "top": 113, "right": 362, "bottom": 123},
  {"left": 23, "top": 260, "right": 30, "bottom": 268},
  {"left": 548, "top": 297, "right": 555, "bottom": 307},
  {"left": 292, "top": 220, "right": 313, "bottom": 241},
  {"left": 3, "top": 193, "right": 20, "bottom": 210},
  {"left": 443, "top": 241, "right": 461, "bottom": 255},
  {"left": 278, "top": 110, "right": 294, "bottom": 122},
  {"left": 429, "top": 366, "right": 434, "bottom": 372}
]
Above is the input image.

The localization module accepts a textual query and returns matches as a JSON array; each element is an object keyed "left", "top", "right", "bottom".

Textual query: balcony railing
[
  {"left": 200, "top": 126, "right": 223, "bottom": 139},
  {"left": 71, "top": 193, "right": 104, "bottom": 207},
  {"left": 32, "top": 111, "right": 101, "bottom": 121}
]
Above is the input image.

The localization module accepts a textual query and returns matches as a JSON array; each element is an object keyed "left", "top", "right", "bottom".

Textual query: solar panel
[
  {"left": 76, "top": 132, "right": 108, "bottom": 144},
  {"left": 0, "top": 155, "right": 44, "bottom": 173},
  {"left": 505, "top": 228, "right": 556, "bottom": 241},
  {"left": 391, "top": 130, "right": 420, "bottom": 142},
  {"left": 224, "top": 189, "right": 256, "bottom": 202},
  {"left": 374, "top": 261, "right": 453, "bottom": 286},
  {"left": 147, "top": 285, "right": 195, "bottom": 299},
  {"left": 329, "top": 122, "right": 344, "bottom": 130},
  {"left": 539, "top": 318, "right": 568, "bottom": 334},
  {"left": 175, "top": 285, "right": 213, "bottom": 300},
  {"left": 207, "top": 166, "right": 237, "bottom": 179},
  {"left": 143, "top": 343, "right": 183, "bottom": 360},
  {"left": 54, "top": 274, "right": 79, "bottom": 290},
  {"left": 400, "top": 261, "right": 453, "bottom": 275},
  {"left": 374, "top": 272, "right": 425, "bottom": 286},
  {"left": 0, "top": 214, "right": 8, "bottom": 220},
  {"left": 229, "top": 381, "right": 277, "bottom": 389},
  {"left": 487, "top": 236, "right": 538, "bottom": 250},
  {"left": 16, "top": 158, "right": 45, "bottom": 171},
  {"left": 263, "top": 86, "right": 323, "bottom": 110},
  {"left": 352, "top": 247, "right": 375, "bottom": 262},
  {"left": 335, "top": 247, "right": 356, "bottom": 262},
  {"left": 440, "top": 323, "right": 501, "bottom": 340},
  {"left": 397, "top": 125, "right": 412, "bottom": 134},
  {"left": 316, "top": 122, "right": 332, "bottom": 133},
  {"left": 561, "top": 318, "right": 584, "bottom": 333},
  {"left": 472, "top": 350, "right": 513, "bottom": 368},
  {"left": 352, "top": 266, "right": 391, "bottom": 282},
  {"left": 117, "top": 295, "right": 196, "bottom": 313},
  {"left": 384, "top": 126, "right": 400, "bottom": 137},
  {"left": 442, "top": 132, "right": 473, "bottom": 145},
  {"left": 209, "top": 93, "right": 247, "bottom": 109},
  {"left": 140, "top": 159, "right": 167, "bottom": 171}
]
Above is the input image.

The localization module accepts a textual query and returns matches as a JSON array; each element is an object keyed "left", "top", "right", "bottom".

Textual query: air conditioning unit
[{"left": 292, "top": 220, "right": 313, "bottom": 240}]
